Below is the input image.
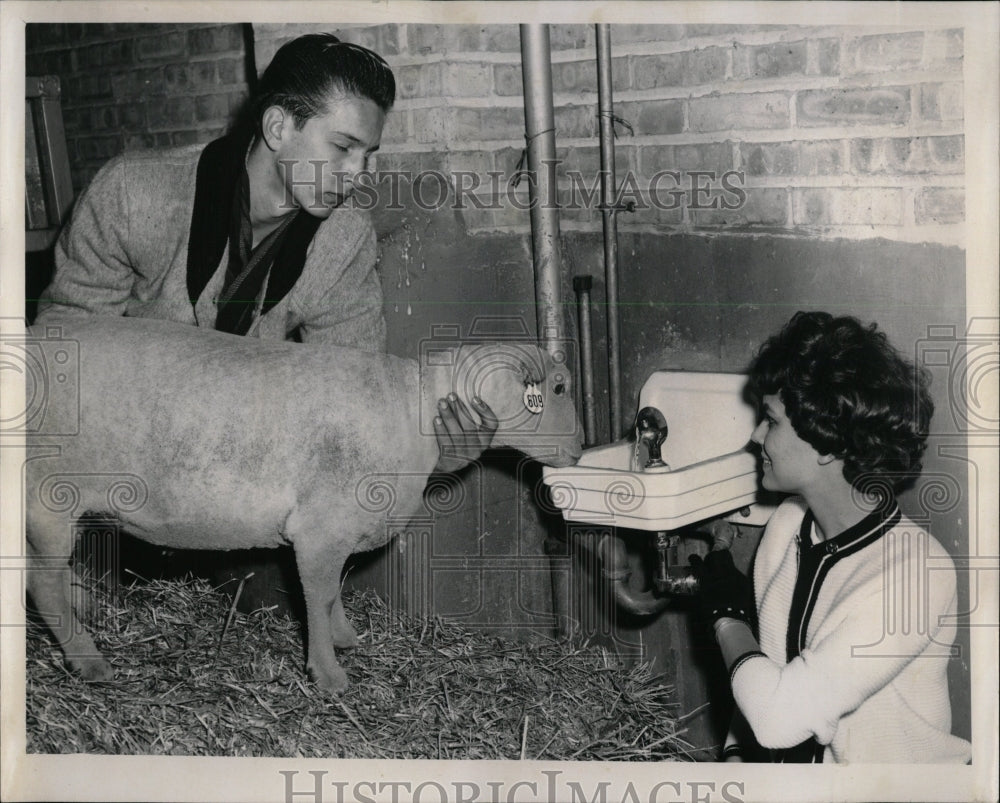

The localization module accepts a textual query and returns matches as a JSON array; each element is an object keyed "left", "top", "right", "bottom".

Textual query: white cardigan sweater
[{"left": 729, "top": 496, "right": 972, "bottom": 764}]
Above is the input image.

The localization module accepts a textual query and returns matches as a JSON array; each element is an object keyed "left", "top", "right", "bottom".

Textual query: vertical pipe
[
  {"left": 520, "top": 24, "right": 571, "bottom": 639},
  {"left": 519, "top": 24, "right": 565, "bottom": 351},
  {"left": 573, "top": 275, "right": 598, "bottom": 447},
  {"left": 596, "top": 23, "right": 623, "bottom": 440}
]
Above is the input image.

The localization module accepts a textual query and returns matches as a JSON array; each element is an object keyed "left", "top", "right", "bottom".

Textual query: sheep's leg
[
  {"left": 26, "top": 516, "right": 113, "bottom": 681},
  {"left": 293, "top": 539, "right": 352, "bottom": 693},
  {"left": 329, "top": 593, "right": 358, "bottom": 648}
]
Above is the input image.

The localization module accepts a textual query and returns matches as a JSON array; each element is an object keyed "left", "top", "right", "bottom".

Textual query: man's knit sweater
[
  {"left": 36, "top": 144, "right": 386, "bottom": 350},
  {"left": 728, "top": 496, "right": 971, "bottom": 763}
]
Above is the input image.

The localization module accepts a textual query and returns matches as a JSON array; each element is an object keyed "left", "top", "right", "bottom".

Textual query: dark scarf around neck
[{"left": 186, "top": 131, "right": 323, "bottom": 334}]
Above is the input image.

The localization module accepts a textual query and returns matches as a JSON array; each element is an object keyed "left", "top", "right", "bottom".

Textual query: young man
[
  {"left": 693, "top": 311, "right": 971, "bottom": 764},
  {"left": 33, "top": 33, "right": 494, "bottom": 613},
  {"left": 36, "top": 32, "right": 494, "bottom": 467}
]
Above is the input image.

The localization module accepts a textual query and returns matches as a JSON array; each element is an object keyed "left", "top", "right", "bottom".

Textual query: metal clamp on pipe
[{"left": 596, "top": 200, "right": 638, "bottom": 214}]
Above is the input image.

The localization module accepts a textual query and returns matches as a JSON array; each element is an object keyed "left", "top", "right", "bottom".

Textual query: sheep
[{"left": 24, "top": 314, "right": 582, "bottom": 693}]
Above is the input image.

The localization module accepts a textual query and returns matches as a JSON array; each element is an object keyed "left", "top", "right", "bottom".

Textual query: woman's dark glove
[{"left": 690, "top": 549, "right": 755, "bottom": 629}]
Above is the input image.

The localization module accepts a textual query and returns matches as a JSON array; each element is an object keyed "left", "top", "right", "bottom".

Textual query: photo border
[{"left": 2, "top": 3, "right": 997, "bottom": 802}]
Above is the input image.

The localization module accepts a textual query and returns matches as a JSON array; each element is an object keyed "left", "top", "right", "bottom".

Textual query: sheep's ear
[
  {"left": 520, "top": 355, "right": 546, "bottom": 385},
  {"left": 519, "top": 362, "right": 532, "bottom": 386}
]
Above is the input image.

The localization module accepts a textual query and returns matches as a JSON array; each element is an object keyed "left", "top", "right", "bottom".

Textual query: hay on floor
[{"left": 26, "top": 574, "right": 695, "bottom": 760}]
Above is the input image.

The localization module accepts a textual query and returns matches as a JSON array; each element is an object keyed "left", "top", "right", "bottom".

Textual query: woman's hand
[
  {"left": 432, "top": 394, "right": 498, "bottom": 473},
  {"left": 690, "top": 548, "right": 756, "bottom": 629}
]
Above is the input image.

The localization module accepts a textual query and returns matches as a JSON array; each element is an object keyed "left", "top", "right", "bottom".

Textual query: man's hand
[{"left": 432, "top": 394, "right": 498, "bottom": 473}]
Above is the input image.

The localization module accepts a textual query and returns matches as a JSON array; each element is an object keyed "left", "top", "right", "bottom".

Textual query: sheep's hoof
[
  {"left": 69, "top": 655, "right": 114, "bottom": 682},
  {"left": 331, "top": 625, "right": 359, "bottom": 649},
  {"left": 307, "top": 661, "right": 349, "bottom": 694}
]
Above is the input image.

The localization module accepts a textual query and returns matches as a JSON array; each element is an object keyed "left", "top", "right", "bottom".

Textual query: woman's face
[{"left": 750, "top": 393, "right": 826, "bottom": 495}]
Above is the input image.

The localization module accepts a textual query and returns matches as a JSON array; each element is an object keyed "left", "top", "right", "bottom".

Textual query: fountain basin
[{"left": 542, "top": 370, "right": 775, "bottom": 531}]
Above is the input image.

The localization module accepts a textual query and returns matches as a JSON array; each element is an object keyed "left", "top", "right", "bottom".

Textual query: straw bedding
[{"left": 26, "top": 574, "right": 694, "bottom": 760}]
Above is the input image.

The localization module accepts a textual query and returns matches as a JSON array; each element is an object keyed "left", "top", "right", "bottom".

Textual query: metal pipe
[
  {"left": 596, "top": 533, "right": 671, "bottom": 617},
  {"left": 573, "top": 520, "right": 742, "bottom": 617},
  {"left": 520, "top": 24, "right": 565, "bottom": 352},
  {"left": 596, "top": 23, "right": 623, "bottom": 440},
  {"left": 520, "top": 24, "right": 571, "bottom": 639},
  {"left": 573, "top": 275, "right": 598, "bottom": 447},
  {"left": 543, "top": 533, "right": 572, "bottom": 639}
]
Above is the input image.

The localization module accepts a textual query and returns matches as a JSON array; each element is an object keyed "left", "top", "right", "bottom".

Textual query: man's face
[
  {"left": 750, "top": 393, "right": 826, "bottom": 495},
  {"left": 274, "top": 91, "right": 385, "bottom": 217}
]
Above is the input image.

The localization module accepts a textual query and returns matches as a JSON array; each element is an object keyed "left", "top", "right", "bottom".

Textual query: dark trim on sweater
[
  {"left": 772, "top": 495, "right": 901, "bottom": 763},
  {"left": 186, "top": 133, "right": 322, "bottom": 327},
  {"left": 789, "top": 498, "right": 902, "bottom": 660},
  {"left": 729, "top": 649, "right": 766, "bottom": 685}
]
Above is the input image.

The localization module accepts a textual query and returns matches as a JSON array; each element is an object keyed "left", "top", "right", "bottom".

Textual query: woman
[{"left": 694, "top": 311, "right": 971, "bottom": 764}]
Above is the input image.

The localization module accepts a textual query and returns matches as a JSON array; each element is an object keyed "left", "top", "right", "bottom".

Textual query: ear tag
[{"left": 523, "top": 382, "right": 544, "bottom": 414}]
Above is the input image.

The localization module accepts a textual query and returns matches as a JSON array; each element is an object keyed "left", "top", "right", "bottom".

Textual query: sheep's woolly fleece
[{"left": 26, "top": 575, "right": 696, "bottom": 760}]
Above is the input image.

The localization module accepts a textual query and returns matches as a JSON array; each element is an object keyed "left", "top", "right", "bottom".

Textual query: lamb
[{"left": 24, "top": 315, "right": 582, "bottom": 693}]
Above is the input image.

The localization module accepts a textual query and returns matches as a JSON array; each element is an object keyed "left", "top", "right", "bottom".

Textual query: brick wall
[
  {"left": 28, "top": 23, "right": 963, "bottom": 244},
  {"left": 255, "top": 23, "right": 964, "bottom": 246},
  {"left": 26, "top": 23, "right": 250, "bottom": 193}
]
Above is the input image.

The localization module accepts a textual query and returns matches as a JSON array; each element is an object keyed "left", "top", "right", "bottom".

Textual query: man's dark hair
[
  {"left": 748, "top": 311, "right": 934, "bottom": 488},
  {"left": 241, "top": 33, "right": 395, "bottom": 140}
]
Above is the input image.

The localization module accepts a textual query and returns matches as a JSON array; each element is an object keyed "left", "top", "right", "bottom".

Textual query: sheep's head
[{"left": 452, "top": 342, "right": 582, "bottom": 467}]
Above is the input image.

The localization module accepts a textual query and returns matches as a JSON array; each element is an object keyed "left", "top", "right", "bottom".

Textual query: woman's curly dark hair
[{"left": 748, "top": 311, "right": 934, "bottom": 488}]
